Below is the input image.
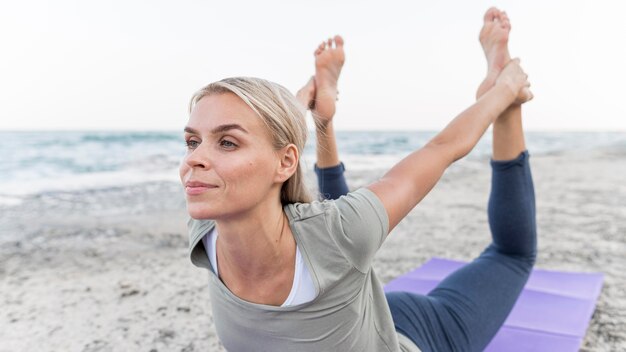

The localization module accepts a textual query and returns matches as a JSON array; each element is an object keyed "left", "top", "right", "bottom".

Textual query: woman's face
[{"left": 180, "top": 93, "right": 282, "bottom": 220}]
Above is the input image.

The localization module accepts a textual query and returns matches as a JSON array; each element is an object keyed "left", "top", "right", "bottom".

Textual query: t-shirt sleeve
[
  {"left": 187, "top": 217, "right": 215, "bottom": 270},
  {"left": 332, "top": 187, "right": 390, "bottom": 273}
]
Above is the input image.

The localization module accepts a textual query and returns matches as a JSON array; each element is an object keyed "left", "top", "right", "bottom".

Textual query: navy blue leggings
[
  {"left": 314, "top": 151, "right": 537, "bottom": 352},
  {"left": 314, "top": 162, "right": 350, "bottom": 200}
]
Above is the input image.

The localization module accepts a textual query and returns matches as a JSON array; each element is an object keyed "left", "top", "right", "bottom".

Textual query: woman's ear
[{"left": 275, "top": 144, "right": 299, "bottom": 183}]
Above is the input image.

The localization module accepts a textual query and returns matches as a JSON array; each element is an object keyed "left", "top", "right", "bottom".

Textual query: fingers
[
  {"left": 518, "top": 63, "right": 532, "bottom": 103},
  {"left": 520, "top": 87, "right": 534, "bottom": 103},
  {"left": 498, "top": 57, "right": 534, "bottom": 104}
]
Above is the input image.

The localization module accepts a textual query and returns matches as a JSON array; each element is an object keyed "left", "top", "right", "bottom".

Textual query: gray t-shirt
[{"left": 188, "top": 188, "right": 420, "bottom": 352}]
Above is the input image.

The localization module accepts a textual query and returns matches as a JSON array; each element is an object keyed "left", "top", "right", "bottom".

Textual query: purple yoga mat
[{"left": 384, "top": 258, "right": 604, "bottom": 352}]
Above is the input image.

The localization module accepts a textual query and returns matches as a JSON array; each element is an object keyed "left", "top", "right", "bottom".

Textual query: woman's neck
[{"left": 214, "top": 196, "right": 295, "bottom": 282}]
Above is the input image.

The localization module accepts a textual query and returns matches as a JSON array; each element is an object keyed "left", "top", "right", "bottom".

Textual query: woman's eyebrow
[
  {"left": 210, "top": 124, "right": 248, "bottom": 134},
  {"left": 184, "top": 124, "right": 249, "bottom": 135},
  {"left": 184, "top": 126, "right": 199, "bottom": 134}
]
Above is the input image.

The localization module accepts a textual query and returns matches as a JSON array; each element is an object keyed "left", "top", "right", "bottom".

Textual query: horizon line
[{"left": 0, "top": 128, "right": 625, "bottom": 133}]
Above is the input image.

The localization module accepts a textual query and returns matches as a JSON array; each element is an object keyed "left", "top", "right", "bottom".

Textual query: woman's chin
[{"left": 186, "top": 205, "right": 218, "bottom": 220}]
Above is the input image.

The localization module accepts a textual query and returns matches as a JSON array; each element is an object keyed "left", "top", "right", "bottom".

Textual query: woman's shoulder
[
  {"left": 285, "top": 188, "right": 389, "bottom": 275},
  {"left": 285, "top": 188, "right": 383, "bottom": 221},
  {"left": 285, "top": 197, "right": 331, "bottom": 222}
]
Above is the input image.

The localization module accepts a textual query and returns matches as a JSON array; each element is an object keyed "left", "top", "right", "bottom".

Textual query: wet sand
[{"left": 1, "top": 148, "right": 624, "bottom": 351}]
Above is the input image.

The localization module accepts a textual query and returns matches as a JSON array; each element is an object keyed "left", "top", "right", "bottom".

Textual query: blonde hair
[{"left": 189, "top": 77, "right": 312, "bottom": 204}]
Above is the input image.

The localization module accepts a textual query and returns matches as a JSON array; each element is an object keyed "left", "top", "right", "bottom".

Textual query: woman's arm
[
  {"left": 313, "top": 119, "right": 350, "bottom": 200},
  {"left": 368, "top": 59, "right": 531, "bottom": 232},
  {"left": 314, "top": 118, "right": 341, "bottom": 168}
]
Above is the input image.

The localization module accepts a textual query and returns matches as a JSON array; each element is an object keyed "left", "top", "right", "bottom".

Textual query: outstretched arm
[{"left": 368, "top": 59, "right": 532, "bottom": 232}]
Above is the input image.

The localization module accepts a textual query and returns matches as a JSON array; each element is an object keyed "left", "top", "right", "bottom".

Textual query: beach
[{"left": 1, "top": 145, "right": 625, "bottom": 352}]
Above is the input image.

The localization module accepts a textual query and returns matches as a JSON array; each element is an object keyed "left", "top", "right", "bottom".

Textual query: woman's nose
[{"left": 185, "top": 148, "right": 210, "bottom": 169}]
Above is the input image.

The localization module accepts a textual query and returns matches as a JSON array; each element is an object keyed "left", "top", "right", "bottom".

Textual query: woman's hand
[
  {"left": 496, "top": 58, "right": 533, "bottom": 105},
  {"left": 368, "top": 60, "right": 528, "bottom": 233}
]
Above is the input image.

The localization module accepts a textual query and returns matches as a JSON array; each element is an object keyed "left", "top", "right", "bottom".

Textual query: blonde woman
[{"left": 182, "top": 8, "right": 535, "bottom": 352}]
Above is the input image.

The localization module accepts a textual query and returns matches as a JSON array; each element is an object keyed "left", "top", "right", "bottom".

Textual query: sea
[{"left": 1, "top": 131, "right": 625, "bottom": 206}]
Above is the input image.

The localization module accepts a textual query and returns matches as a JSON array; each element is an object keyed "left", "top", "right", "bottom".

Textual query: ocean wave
[
  {"left": 1, "top": 131, "right": 624, "bottom": 197},
  {"left": 80, "top": 131, "right": 180, "bottom": 143},
  {"left": 0, "top": 168, "right": 179, "bottom": 199}
]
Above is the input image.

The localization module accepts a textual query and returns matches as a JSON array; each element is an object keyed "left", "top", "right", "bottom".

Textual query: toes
[
  {"left": 501, "top": 12, "right": 511, "bottom": 29},
  {"left": 315, "top": 41, "right": 325, "bottom": 55},
  {"left": 334, "top": 35, "right": 344, "bottom": 48},
  {"left": 494, "top": 9, "right": 504, "bottom": 23},
  {"left": 316, "top": 36, "right": 345, "bottom": 54},
  {"left": 484, "top": 7, "right": 499, "bottom": 22}
]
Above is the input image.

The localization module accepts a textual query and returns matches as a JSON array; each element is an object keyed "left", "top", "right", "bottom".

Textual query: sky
[{"left": 1, "top": 0, "right": 625, "bottom": 131}]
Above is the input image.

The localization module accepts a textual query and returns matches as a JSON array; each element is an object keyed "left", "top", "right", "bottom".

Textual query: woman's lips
[
  {"left": 186, "top": 186, "right": 214, "bottom": 195},
  {"left": 185, "top": 181, "right": 217, "bottom": 195}
]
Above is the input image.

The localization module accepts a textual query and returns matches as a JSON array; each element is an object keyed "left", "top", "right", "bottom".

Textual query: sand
[{"left": 1, "top": 148, "right": 624, "bottom": 352}]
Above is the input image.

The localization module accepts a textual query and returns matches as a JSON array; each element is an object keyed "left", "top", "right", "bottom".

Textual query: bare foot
[
  {"left": 312, "top": 35, "right": 345, "bottom": 127},
  {"left": 476, "top": 8, "right": 512, "bottom": 99},
  {"left": 296, "top": 76, "right": 316, "bottom": 109}
]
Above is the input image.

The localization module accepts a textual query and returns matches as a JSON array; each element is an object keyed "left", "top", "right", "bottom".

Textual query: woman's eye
[
  {"left": 219, "top": 139, "right": 237, "bottom": 149},
  {"left": 185, "top": 140, "right": 200, "bottom": 149}
]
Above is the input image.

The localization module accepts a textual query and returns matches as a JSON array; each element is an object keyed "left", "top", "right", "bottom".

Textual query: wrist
[{"left": 315, "top": 119, "right": 334, "bottom": 135}]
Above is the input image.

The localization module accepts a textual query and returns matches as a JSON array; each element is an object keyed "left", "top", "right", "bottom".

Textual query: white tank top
[{"left": 202, "top": 227, "right": 317, "bottom": 307}]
